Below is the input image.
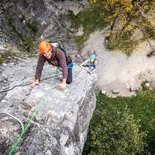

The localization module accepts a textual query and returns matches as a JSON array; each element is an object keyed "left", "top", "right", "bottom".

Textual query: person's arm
[
  {"left": 59, "top": 78, "right": 67, "bottom": 90},
  {"left": 31, "top": 54, "right": 46, "bottom": 88},
  {"left": 56, "top": 49, "right": 68, "bottom": 89},
  {"left": 31, "top": 79, "right": 40, "bottom": 88}
]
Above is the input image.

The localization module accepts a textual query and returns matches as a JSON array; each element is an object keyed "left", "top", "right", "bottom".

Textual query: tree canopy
[{"left": 88, "top": 0, "right": 155, "bottom": 54}]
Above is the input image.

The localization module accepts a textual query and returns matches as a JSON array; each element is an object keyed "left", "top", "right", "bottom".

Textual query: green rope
[{"left": 8, "top": 67, "right": 60, "bottom": 155}]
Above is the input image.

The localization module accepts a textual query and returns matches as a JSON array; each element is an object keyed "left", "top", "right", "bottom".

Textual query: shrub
[
  {"left": 0, "top": 56, "right": 5, "bottom": 64},
  {"left": 83, "top": 93, "right": 146, "bottom": 155}
]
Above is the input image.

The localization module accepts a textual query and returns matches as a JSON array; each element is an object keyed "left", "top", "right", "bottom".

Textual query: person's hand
[
  {"left": 31, "top": 79, "right": 40, "bottom": 88},
  {"left": 58, "top": 82, "right": 66, "bottom": 90}
]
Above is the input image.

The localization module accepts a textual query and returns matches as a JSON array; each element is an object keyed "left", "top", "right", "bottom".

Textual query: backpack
[{"left": 51, "top": 42, "right": 72, "bottom": 64}]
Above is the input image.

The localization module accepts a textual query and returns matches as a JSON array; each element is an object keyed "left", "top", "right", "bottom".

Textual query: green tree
[{"left": 83, "top": 93, "right": 146, "bottom": 155}]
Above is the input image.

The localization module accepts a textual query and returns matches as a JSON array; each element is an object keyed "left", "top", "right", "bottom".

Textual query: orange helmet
[{"left": 38, "top": 40, "right": 52, "bottom": 54}]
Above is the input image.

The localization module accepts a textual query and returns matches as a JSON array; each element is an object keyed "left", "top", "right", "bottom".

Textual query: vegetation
[
  {"left": 67, "top": 6, "right": 108, "bottom": 49},
  {"left": 83, "top": 90, "right": 155, "bottom": 154},
  {"left": 0, "top": 56, "right": 5, "bottom": 64},
  {"left": 0, "top": 50, "right": 14, "bottom": 64},
  {"left": 68, "top": 0, "right": 155, "bottom": 54}
]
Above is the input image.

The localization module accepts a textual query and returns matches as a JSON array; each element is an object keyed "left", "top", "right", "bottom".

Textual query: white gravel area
[{"left": 81, "top": 30, "right": 155, "bottom": 96}]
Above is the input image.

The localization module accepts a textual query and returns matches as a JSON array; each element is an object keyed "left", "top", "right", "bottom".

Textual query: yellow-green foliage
[{"left": 90, "top": 0, "right": 155, "bottom": 54}]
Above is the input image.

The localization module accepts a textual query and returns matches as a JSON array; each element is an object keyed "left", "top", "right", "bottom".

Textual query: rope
[
  {"left": 0, "top": 62, "right": 75, "bottom": 94},
  {"left": 0, "top": 112, "right": 24, "bottom": 132},
  {"left": 0, "top": 75, "right": 58, "bottom": 93},
  {"left": 8, "top": 67, "right": 60, "bottom": 155}
]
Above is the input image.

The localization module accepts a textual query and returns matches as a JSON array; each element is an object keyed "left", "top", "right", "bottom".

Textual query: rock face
[
  {"left": 0, "top": 0, "right": 76, "bottom": 54},
  {"left": 0, "top": 58, "right": 97, "bottom": 155}
]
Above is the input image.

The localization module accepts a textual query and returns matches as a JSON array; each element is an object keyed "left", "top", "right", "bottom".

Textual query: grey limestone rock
[{"left": 0, "top": 57, "right": 97, "bottom": 155}]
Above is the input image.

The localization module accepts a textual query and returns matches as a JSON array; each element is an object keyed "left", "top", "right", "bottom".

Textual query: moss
[{"left": 0, "top": 56, "right": 5, "bottom": 64}]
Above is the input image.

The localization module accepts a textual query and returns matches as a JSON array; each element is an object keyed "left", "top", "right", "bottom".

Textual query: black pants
[{"left": 66, "top": 61, "right": 73, "bottom": 84}]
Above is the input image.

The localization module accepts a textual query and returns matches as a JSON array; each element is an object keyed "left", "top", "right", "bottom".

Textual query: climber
[
  {"left": 88, "top": 49, "right": 97, "bottom": 71},
  {"left": 31, "top": 40, "right": 73, "bottom": 90},
  {"left": 80, "top": 49, "right": 97, "bottom": 71}
]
